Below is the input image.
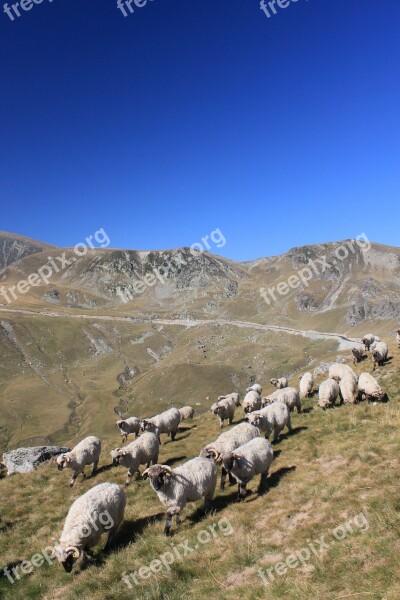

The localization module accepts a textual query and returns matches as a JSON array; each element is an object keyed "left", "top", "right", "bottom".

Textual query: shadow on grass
[
  {"left": 0, "top": 521, "right": 16, "bottom": 534},
  {"left": 164, "top": 432, "right": 192, "bottom": 444},
  {"left": 178, "top": 425, "right": 196, "bottom": 433},
  {"left": 274, "top": 426, "right": 308, "bottom": 443},
  {"left": 301, "top": 407, "right": 314, "bottom": 414},
  {"left": 163, "top": 455, "right": 187, "bottom": 467},
  {"left": 0, "top": 561, "right": 23, "bottom": 579},
  {"left": 95, "top": 463, "right": 115, "bottom": 476},
  {"left": 187, "top": 492, "right": 240, "bottom": 523}
]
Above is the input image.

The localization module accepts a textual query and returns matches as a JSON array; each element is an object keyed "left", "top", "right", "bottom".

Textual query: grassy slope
[{"left": 1, "top": 342, "right": 400, "bottom": 600}]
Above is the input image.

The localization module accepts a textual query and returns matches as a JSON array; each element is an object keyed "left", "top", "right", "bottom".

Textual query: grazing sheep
[
  {"left": 318, "top": 378, "right": 340, "bottom": 409},
  {"left": 178, "top": 406, "right": 195, "bottom": 421},
  {"left": 246, "top": 384, "right": 263, "bottom": 395},
  {"left": 361, "top": 334, "right": 381, "bottom": 350},
  {"left": 116, "top": 417, "right": 141, "bottom": 443},
  {"left": 140, "top": 408, "right": 181, "bottom": 442},
  {"left": 243, "top": 390, "right": 262, "bottom": 414},
  {"left": 270, "top": 377, "right": 288, "bottom": 389},
  {"left": 110, "top": 432, "right": 159, "bottom": 486},
  {"left": 396, "top": 329, "right": 400, "bottom": 349},
  {"left": 200, "top": 422, "right": 259, "bottom": 488},
  {"left": 339, "top": 374, "right": 357, "bottom": 405},
  {"left": 328, "top": 363, "right": 357, "bottom": 382},
  {"left": 218, "top": 392, "right": 241, "bottom": 407},
  {"left": 221, "top": 437, "right": 274, "bottom": 500},
  {"left": 358, "top": 372, "right": 387, "bottom": 402},
  {"left": 372, "top": 341, "right": 388, "bottom": 370},
  {"left": 351, "top": 346, "right": 365, "bottom": 364},
  {"left": 56, "top": 436, "right": 101, "bottom": 487},
  {"left": 299, "top": 372, "right": 314, "bottom": 399},
  {"left": 142, "top": 457, "right": 217, "bottom": 535},
  {"left": 246, "top": 401, "right": 292, "bottom": 442},
  {"left": 55, "top": 483, "right": 126, "bottom": 572},
  {"left": 261, "top": 387, "right": 301, "bottom": 414},
  {"left": 211, "top": 397, "right": 236, "bottom": 428}
]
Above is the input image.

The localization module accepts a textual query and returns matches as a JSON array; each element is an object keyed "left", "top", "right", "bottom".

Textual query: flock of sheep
[{"left": 49, "top": 329, "right": 400, "bottom": 572}]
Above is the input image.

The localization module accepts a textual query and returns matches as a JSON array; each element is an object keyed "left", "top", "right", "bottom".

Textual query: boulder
[{"left": 1, "top": 446, "right": 70, "bottom": 475}]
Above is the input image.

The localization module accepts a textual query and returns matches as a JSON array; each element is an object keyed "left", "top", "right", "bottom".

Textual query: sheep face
[
  {"left": 56, "top": 454, "right": 71, "bottom": 471},
  {"left": 110, "top": 448, "right": 125, "bottom": 466},
  {"left": 140, "top": 419, "right": 152, "bottom": 432},
  {"left": 221, "top": 452, "right": 235, "bottom": 473},
  {"left": 142, "top": 465, "right": 172, "bottom": 491},
  {"left": 55, "top": 545, "right": 80, "bottom": 573},
  {"left": 245, "top": 413, "right": 261, "bottom": 427}
]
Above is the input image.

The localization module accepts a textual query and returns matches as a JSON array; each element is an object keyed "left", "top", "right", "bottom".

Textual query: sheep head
[
  {"left": 142, "top": 464, "right": 172, "bottom": 490},
  {"left": 56, "top": 454, "right": 71, "bottom": 471},
  {"left": 55, "top": 545, "right": 80, "bottom": 572}
]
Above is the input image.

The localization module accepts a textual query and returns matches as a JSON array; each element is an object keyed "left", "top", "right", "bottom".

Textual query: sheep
[
  {"left": 261, "top": 387, "right": 301, "bottom": 414},
  {"left": 246, "top": 384, "right": 262, "bottom": 395},
  {"left": 140, "top": 408, "right": 181, "bottom": 442},
  {"left": 339, "top": 374, "right": 357, "bottom": 404},
  {"left": 110, "top": 432, "right": 159, "bottom": 486},
  {"left": 351, "top": 346, "right": 365, "bottom": 364},
  {"left": 218, "top": 392, "right": 241, "bottom": 407},
  {"left": 211, "top": 397, "right": 236, "bottom": 428},
  {"left": 396, "top": 329, "right": 400, "bottom": 349},
  {"left": 243, "top": 390, "right": 262, "bottom": 414},
  {"left": 221, "top": 437, "right": 274, "bottom": 500},
  {"left": 361, "top": 334, "right": 381, "bottom": 350},
  {"left": 116, "top": 417, "right": 141, "bottom": 443},
  {"left": 142, "top": 457, "right": 217, "bottom": 535},
  {"left": 178, "top": 406, "right": 195, "bottom": 421},
  {"left": 54, "top": 483, "right": 126, "bottom": 572},
  {"left": 56, "top": 436, "right": 101, "bottom": 487},
  {"left": 245, "top": 401, "right": 292, "bottom": 442},
  {"left": 372, "top": 341, "right": 388, "bottom": 370},
  {"left": 270, "top": 377, "right": 288, "bottom": 389},
  {"left": 318, "top": 378, "right": 340, "bottom": 409},
  {"left": 200, "top": 422, "right": 259, "bottom": 488},
  {"left": 299, "top": 372, "right": 314, "bottom": 398},
  {"left": 328, "top": 363, "right": 357, "bottom": 382},
  {"left": 358, "top": 372, "right": 387, "bottom": 402}
]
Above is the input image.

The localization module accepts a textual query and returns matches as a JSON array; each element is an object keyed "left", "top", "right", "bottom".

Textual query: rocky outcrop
[{"left": 1, "top": 446, "right": 70, "bottom": 475}]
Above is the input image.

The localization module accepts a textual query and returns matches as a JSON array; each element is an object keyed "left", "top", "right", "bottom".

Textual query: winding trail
[{"left": 0, "top": 306, "right": 358, "bottom": 349}]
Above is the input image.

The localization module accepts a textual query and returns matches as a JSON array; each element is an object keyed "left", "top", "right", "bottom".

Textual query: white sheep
[
  {"left": 178, "top": 406, "right": 195, "bottom": 421},
  {"left": 221, "top": 437, "right": 274, "bottom": 500},
  {"left": 351, "top": 346, "right": 365, "bottom": 364},
  {"left": 140, "top": 408, "right": 181, "bottom": 442},
  {"left": 261, "top": 387, "right": 301, "bottom": 414},
  {"left": 246, "top": 401, "right": 292, "bottom": 442},
  {"left": 55, "top": 483, "right": 126, "bottom": 572},
  {"left": 361, "top": 334, "right": 381, "bottom": 350},
  {"left": 218, "top": 392, "right": 241, "bottom": 407},
  {"left": 299, "top": 372, "right": 314, "bottom": 399},
  {"left": 243, "top": 390, "right": 262, "bottom": 414},
  {"left": 358, "top": 372, "right": 387, "bottom": 402},
  {"left": 270, "top": 377, "right": 288, "bottom": 389},
  {"left": 318, "top": 378, "right": 340, "bottom": 409},
  {"left": 339, "top": 374, "right": 357, "bottom": 404},
  {"left": 142, "top": 457, "right": 217, "bottom": 535},
  {"left": 211, "top": 397, "right": 236, "bottom": 428},
  {"left": 246, "top": 384, "right": 262, "bottom": 395},
  {"left": 56, "top": 436, "right": 101, "bottom": 487},
  {"left": 372, "top": 341, "right": 388, "bottom": 370},
  {"left": 116, "top": 417, "right": 141, "bottom": 443},
  {"left": 328, "top": 363, "right": 357, "bottom": 382},
  {"left": 110, "top": 432, "right": 159, "bottom": 486},
  {"left": 200, "top": 422, "right": 259, "bottom": 488}
]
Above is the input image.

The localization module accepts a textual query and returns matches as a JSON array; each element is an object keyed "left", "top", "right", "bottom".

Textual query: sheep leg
[
  {"left": 220, "top": 467, "right": 227, "bottom": 489},
  {"left": 69, "top": 472, "right": 78, "bottom": 487},
  {"left": 125, "top": 471, "right": 133, "bottom": 487},
  {"left": 219, "top": 418, "right": 223, "bottom": 429},
  {"left": 164, "top": 507, "right": 180, "bottom": 536},
  {"left": 238, "top": 483, "right": 247, "bottom": 501},
  {"left": 152, "top": 453, "right": 159, "bottom": 465},
  {"left": 170, "top": 429, "right": 177, "bottom": 441},
  {"left": 104, "top": 527, "right": 118, "bottom": 551},
  {"left": 92, "top": 460, "right": 99, "bottom": 476},
  {"left": 122, "top": 434, "right": 128, "bottom": 443},
  {"left": 228, "top": 473, "right": 236, "bottom": 486}
]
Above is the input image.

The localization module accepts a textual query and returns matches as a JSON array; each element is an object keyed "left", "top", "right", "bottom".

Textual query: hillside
[{"left": 0, "top": 339, "right": 399, "bottom": 600}]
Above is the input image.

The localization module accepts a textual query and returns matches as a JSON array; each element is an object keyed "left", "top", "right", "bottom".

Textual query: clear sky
[{"left": 1, "top": 0, "right": 399, "bottom": 261}]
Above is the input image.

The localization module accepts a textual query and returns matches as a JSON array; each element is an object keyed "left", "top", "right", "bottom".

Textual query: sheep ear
[
  {"left": 66, "top": 546, "right": 80, "bottom": 559},
  {"left": 121, "top": 450, "right": 127, "bottom": 456},
  {"left": 63, "top": 455, "right": 71, "bottom": 463},
  {"left": 142, "top": 468, "right": 150, "bottom": 479}
]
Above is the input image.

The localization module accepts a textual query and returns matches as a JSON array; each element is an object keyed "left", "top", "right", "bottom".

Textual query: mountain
[
  {"left": 0, "top": 231, "right": 57, "bottom": 272},
  {"left": 0, "top": 234, "right": 399, "bottom": 452}
]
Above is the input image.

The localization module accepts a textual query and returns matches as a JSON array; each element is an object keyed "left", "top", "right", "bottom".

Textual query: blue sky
[{"left": 1, "top": 0, "right": 399, "bottom": 261}]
